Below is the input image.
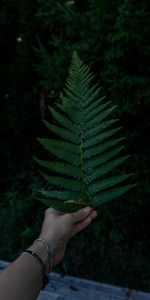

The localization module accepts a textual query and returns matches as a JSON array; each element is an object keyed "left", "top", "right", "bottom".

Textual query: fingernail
[{"left": 83, "top": 207, "right": 92, "bottom": 214}]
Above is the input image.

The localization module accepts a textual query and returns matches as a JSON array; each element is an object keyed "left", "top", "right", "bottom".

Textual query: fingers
[
  {"left": 70, "top": 207, "right": 93, "bottom": 224},
  {"left": 45, "top": 207, "right": 64, "bottom": 216},
  {"left": 45, "top": 206, "right": 97, "bottom": 224},
  {"left": 71, "top": 209, "right": 97, "bottom": 237}
]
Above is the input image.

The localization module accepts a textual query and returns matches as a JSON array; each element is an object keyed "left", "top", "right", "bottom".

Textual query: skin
[{"left": 0, "top": 207, "right": 97, "bottom": 300}]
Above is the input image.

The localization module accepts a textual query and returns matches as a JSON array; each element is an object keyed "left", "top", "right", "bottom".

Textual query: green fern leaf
[
  {"left": 84, "top": 137, "right": 125, "bottom": 159},
  {"left": 48, "top": 106, "right": 73, "bottom": 129},
  {"left": 86, "top": 106, "right": 117, "bottom": 129},
  {"left": 84, "top": 119, "right": 119, "bottom": 139},
  {"left": 85, "top": 101, "right": 112, "bottom": 122},
  {"left": 85, "top": 146, "right": 125, "bottom": 168},
  {"left": 35, "top": 52, "right": 135, "bottom": 212},
  {"left": 39, "top": 190, "right": 79, "bottom": 200},
  {"left": 34, "top": 158, "right": 80, "bottom": 179},
  {"left": 89, "top": 174, "right": 133, "bottom": 195},
  {"left": 84, "top": 95, "right": 106, "bottom": 116},
  {"left": 40, "top": 171, "right": 81, "bottom": 191},
  {"left": 86, "top": 156, "right": 130, "bottom": 183},
  {"left": 83, "top": 85, "right": 101, "bottom": 105},
  {"left": 37, "top": 138, "right": 80, "bottom": 166},
  {"left": 37, "top": 198, "right": 86, "bottom": 212},
  {"left": 91, "top": 184, "right": 137, "bottom": 207},
  {"left": 84, "top": 128, "right": 122, "bottom": 148},
  {"left": 43, "top": 120, "right": 80, "bottom": 144}
]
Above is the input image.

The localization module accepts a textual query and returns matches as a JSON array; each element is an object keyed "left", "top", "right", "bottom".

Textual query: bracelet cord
[
  {"left": 34, "top": 238, "right": 52, "bottom": 273},
  {"left": 22, "top": 250, "right": 49, "bottom": 290}
]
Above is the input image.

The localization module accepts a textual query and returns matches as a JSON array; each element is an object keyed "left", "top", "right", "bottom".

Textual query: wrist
[
  {"left": 29, "top": 240, "right": 52, "bottom": 274},
  {"left": 23, "top": 245, "right": 50, "bottom": 289},
  {"left": 38, "top": 234, "right": 57, "bottom": 257}
]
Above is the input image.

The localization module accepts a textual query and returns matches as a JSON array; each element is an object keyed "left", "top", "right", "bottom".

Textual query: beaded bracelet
[{"left": 22, "top": 250, "right": 49, "bottom": 289}]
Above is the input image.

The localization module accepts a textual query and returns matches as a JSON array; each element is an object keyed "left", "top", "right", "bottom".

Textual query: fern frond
[
  {"left": 34, "top": 158, "right": 80, "bottom": 179},
  {"left": 85, "top": 101, "right": 112, "bottom": 122},
  {"left": 35, "top": 52, "right": 135, "bottom": 212},
  {"left": 86, "top": 156, "right": 130, "bottom": 183},
  {"left": 83, "top": 137, "right": 125, "bottom": 159},
  {"left": 40, "top": 171, "right": 81, "bottom": 191},
  {"left": 39, "top": 190, "right": 79, "bottom": 200},
  {"left": 83, "top": 85, "right": 101, "bottom": 107},
  {"left": 89, "top": 174, "right": 133, "bottom": 195},
  {"left": 85, "top": 146, "right": 125, "bottom": 168},
  {"left": 86, "top": 106, "right": 117, "bottom": 129},
  {"left": 48, "top": 106, "right": 73, "bottom": 129},
  {"left": 84, "top": 128, "right": 122, "bottom": 148},
  {"left": 37, "top": 138, "right": 79, "bottom": 166},
  {"left": 37, "top": 198, "right": 86, "bottom": 212},
  {"left": 84, "top": 119, "right": 119, "bottom": 139},
  {"left": 37, "top": 138, "right": 79, "bottom": 155},
  {"left": 91, "top": 184, "right": 137, "bottom": 207},
  {"left": 43, "top": 120, "right": 80, "bottom": 144},
  {"left": 84, "top": 95, "right": 105, "bottom": 115}
]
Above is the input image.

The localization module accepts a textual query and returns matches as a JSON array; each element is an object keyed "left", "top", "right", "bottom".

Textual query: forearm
[
  {"left": 0, "top": 207, "right": 97, "bottom": 300},
  {"left": 0, "top": 242, "right": 50, "bottom": 300}
]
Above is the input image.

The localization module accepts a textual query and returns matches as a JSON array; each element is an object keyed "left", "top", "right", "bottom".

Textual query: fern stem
[
  {"left": 80, "top": 113, "right": 89, "bottom": 204},
  {"left": 80, "top": 131, "right": 84, "bottom": 192}
]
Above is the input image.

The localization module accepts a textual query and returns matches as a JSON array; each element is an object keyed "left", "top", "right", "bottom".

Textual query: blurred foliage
[
  {"left": 0, "top": 0, "right": 150, "bottom": 292},
  {"left": 0, "top": 178, "right": 44, "bottom": 260}
]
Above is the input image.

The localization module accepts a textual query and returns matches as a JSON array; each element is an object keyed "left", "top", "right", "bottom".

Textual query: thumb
[{"left": 71, "top": 207, "right": 92, "bottom": 223}]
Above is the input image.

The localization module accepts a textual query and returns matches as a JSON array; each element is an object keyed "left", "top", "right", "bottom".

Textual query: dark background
[{"left": 0, "top": 0, "right": 150, "bottom": 292}]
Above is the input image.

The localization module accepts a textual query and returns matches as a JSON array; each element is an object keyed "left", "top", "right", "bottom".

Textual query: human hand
[{"left": 38, "top": 207, "right": 97, "bottom": 267}]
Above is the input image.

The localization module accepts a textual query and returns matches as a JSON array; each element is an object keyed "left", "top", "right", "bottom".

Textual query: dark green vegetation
[
  {"left": 0, "top": 0, "right": 150, "bottom": 292},
  {"left": 35, "top": 52, "right": 135, "bottom": 212}
]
